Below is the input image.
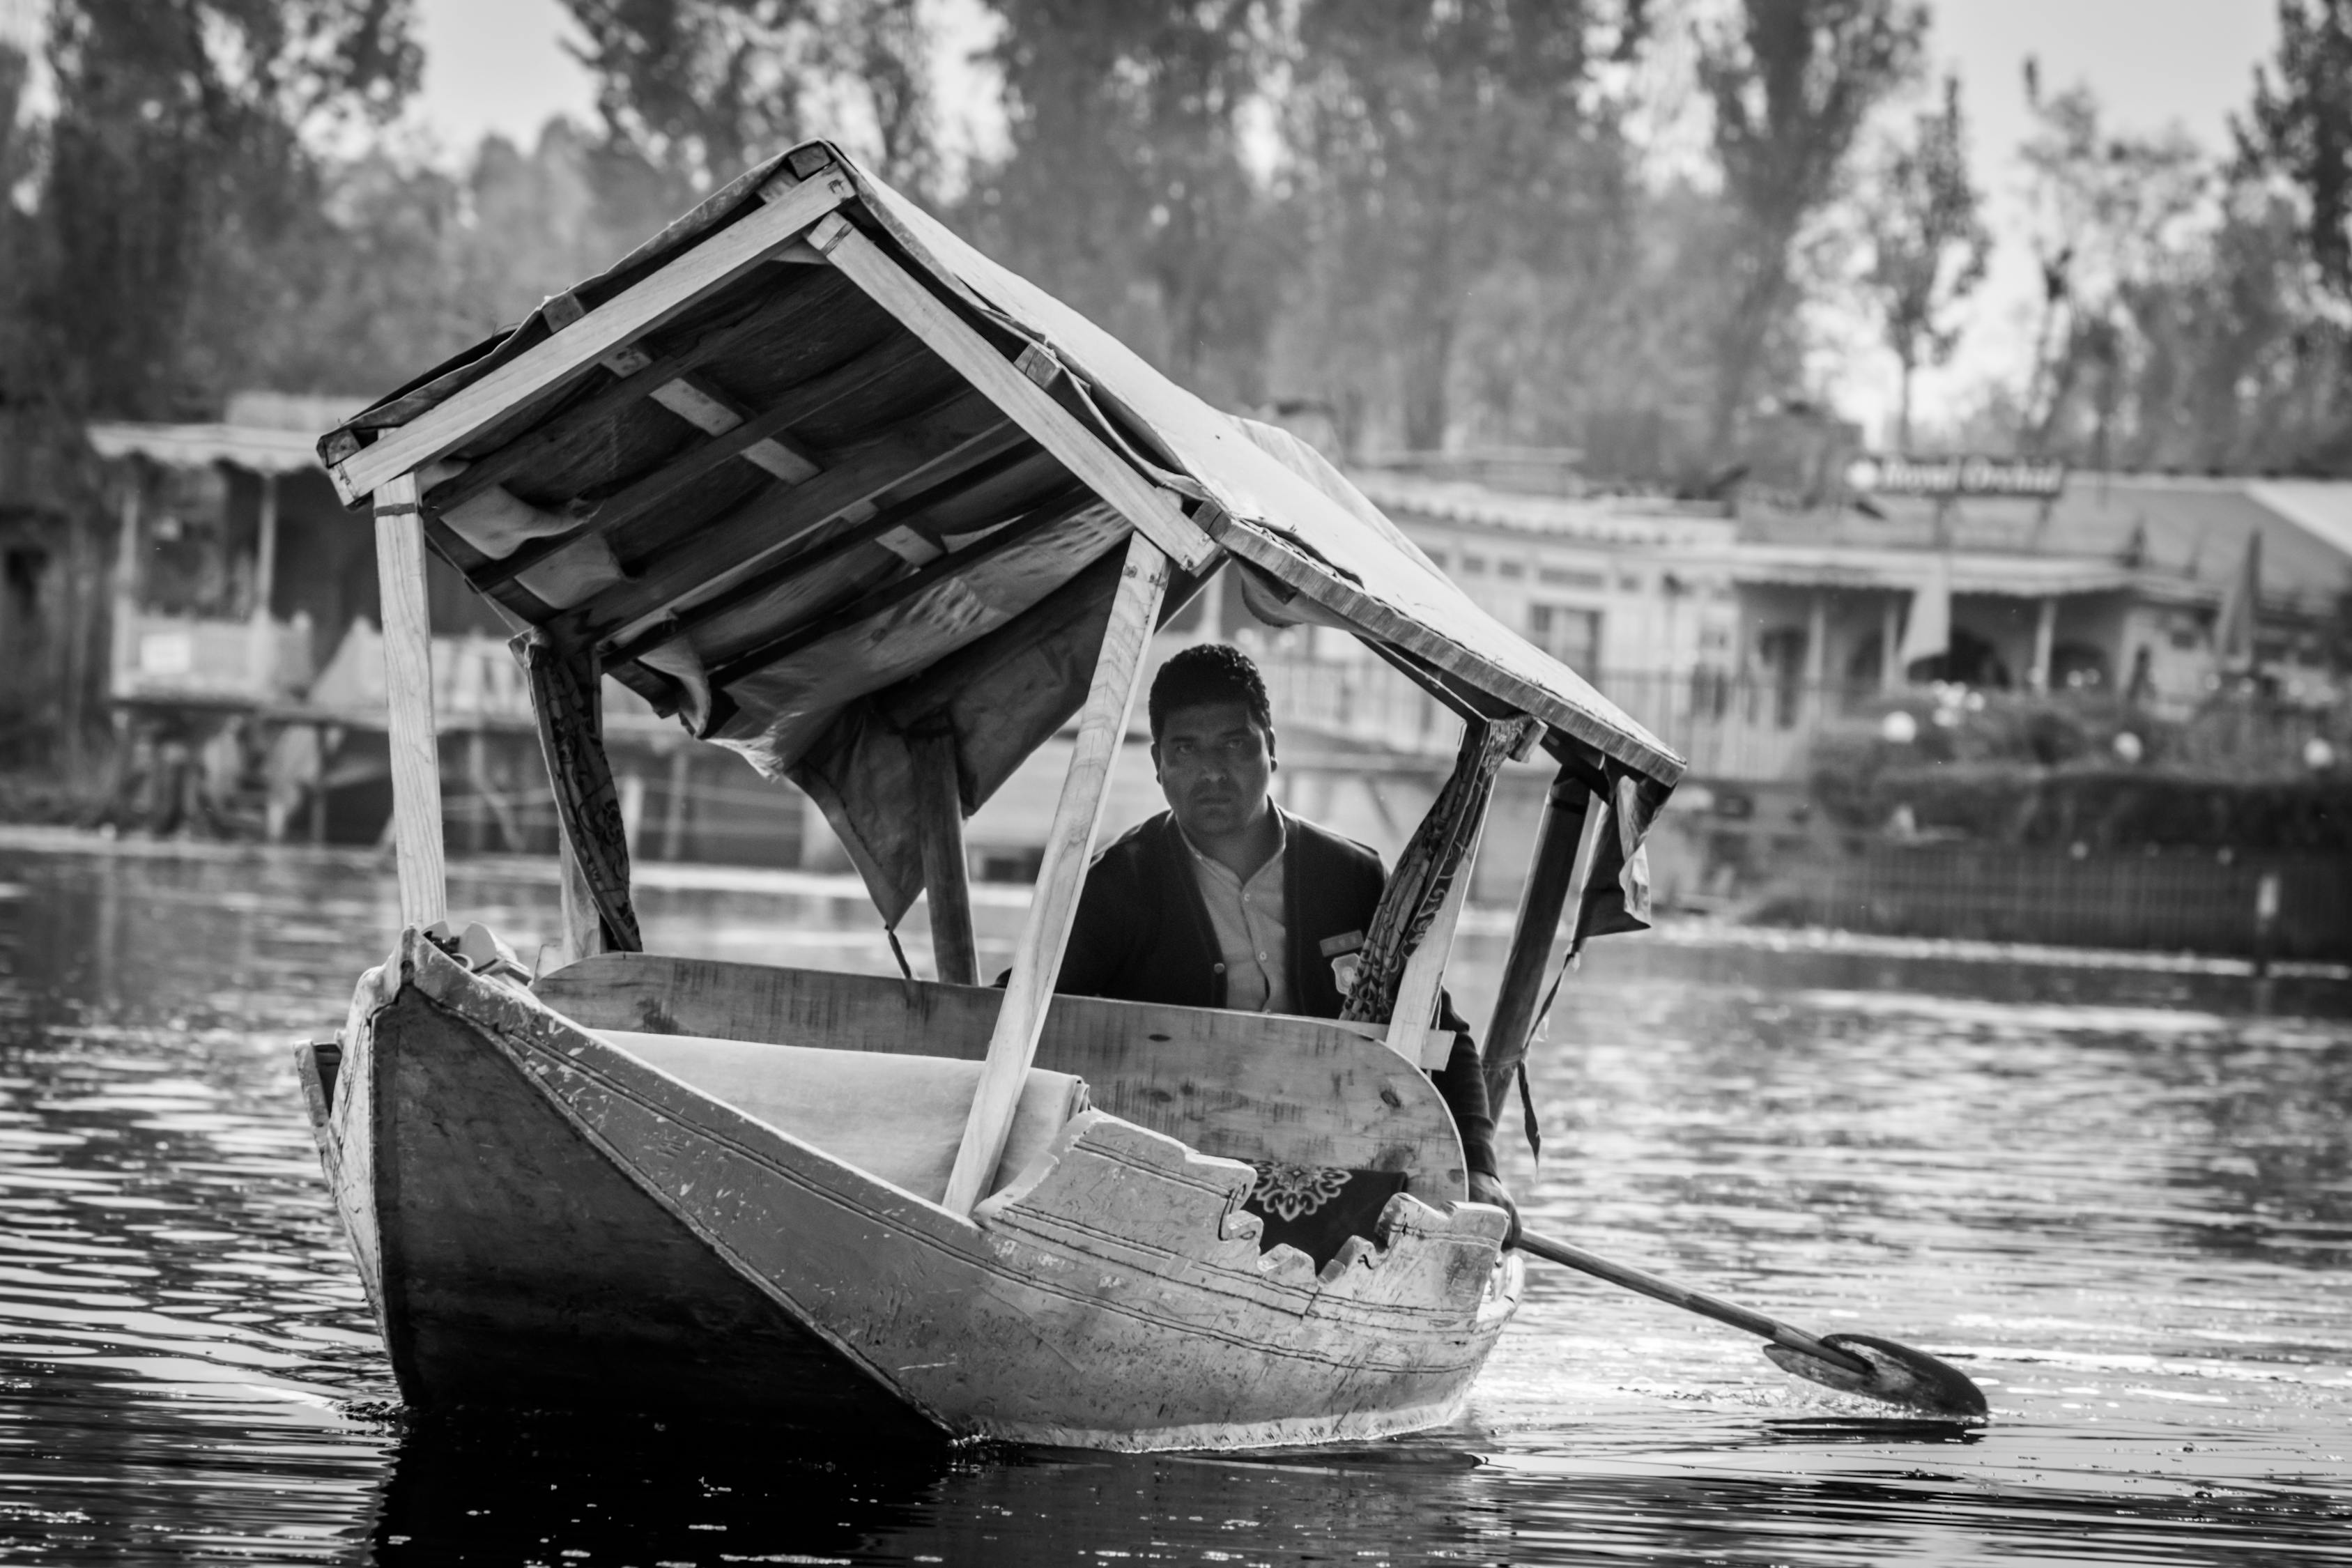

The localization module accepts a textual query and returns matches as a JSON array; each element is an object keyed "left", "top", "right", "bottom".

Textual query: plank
[
  {"left": 530, "top": 953, "right": 1464, "bottom": 1191},
  {"left": 941, "top": 531, "right": 1169, "bottom": 1213},
  {"left": 1383, "top": 810, "right": 1483, "bottom": 1062},
  {"left": 704, "top": 489, "right": 1093, "bottom": 686},
  {"left": 371, "top": 472, "right": 447, "bottom": 929},
  {"left": 807, "top": 218, "right": 1217, "bottom": 575},
  {"left": 1480, "top": 770, "right": 1598, "bottom": 1112},
  {"left": 333, "top": 169, "right": 854, "bottom": 502},
  {"left": 558, "top": 839, "right": 608, "bottom": 964},
  {"left": 542, "top": 289, "right": 827, "bottom": 486},
  {"left": 422, "top": 284, "right": 841, "bottom": 519},
  {"left": 488, "top": 334, "right": 941, "bottom": 588},
  {"left": 607, "top": 443, "right": 1050, "bottom": 666},
  {"left": 909, "top": 724, "right": 978, "bottom": 985},
  {"left": 571, "top": 390, "right": 1010, "bottom": 650}
]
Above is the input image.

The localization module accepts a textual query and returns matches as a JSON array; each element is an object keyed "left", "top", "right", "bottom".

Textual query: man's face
[{"left": 1153, "top": 700, "right": 1275, "bottom": 840}]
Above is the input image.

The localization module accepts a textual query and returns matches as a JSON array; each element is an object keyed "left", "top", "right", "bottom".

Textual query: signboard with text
[{"left": 1843, "top": 454, "right": 2068, "bottom": 500}]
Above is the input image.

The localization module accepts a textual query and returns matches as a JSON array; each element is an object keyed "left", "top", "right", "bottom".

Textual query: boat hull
[{"left": 305, "top": 933, "right": 1521, "bottom": 1450}]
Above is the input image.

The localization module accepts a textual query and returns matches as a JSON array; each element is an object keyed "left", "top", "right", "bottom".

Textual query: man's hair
[{"left": 1148, "top": 644, "right": 1273, "bottom": 740}]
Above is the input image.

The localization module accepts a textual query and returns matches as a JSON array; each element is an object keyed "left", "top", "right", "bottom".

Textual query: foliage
[
  {"left": 961, "top": 0, "right": 1279, "bottom": 405},
  {"left": 1855, "top": 75, "right": 1987, "bottom": 449},
  {"left": 2013, "top": 70, "right": 2206, "bottom": 459},
  {"left": 2238, "top": 0, "right": 2352, "bottom": 305},
  {"left": 26, "top": 0, "right": 421, "bottom": 419},
  {"left": 559, "top": 0, "right": 934, "bottom": 194},
  {"left": 1696, "top": 0, "right": 1925, "bottom": 449},
  {"left": 1282, "top": 0, "right": 1638, "bottom": 451},
  {"left": 1811, "top": 691, "right": 2352, "bottom": 850}
]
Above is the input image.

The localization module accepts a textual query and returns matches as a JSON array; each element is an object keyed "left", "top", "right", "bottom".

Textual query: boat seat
[{"left": 592, "top": 1029, "right": 1089, "bottom": 1206}]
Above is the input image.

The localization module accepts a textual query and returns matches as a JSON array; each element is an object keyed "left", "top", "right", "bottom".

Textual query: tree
[
  {"left": 29, "top": 0, "right": 421, "bottom": 418},
  {"left": 966, "top": 0, "right": 1279, "bottom": 402},
  {"left": 561, "top": 0, "right": 935, "bottom": 194},
  {"left": 2238, "top": 0, "right": 2352, "bottom": 305},
  {"left": 1857, "top": 75, "right": 1988, "bottom": 451},
  {"left": 1697, "top": 0, "right": 1924, "bottom": 451},
  {"left": 1286, "top": 0, "right": 1638, "bottom": 451},
  {"left": 2015, "top": 72, "right": 2205, "bottom": 454}
]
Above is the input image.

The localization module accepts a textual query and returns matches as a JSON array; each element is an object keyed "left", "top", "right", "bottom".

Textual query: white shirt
[{"left": 1180, "top": 812, "right": 1292, "bottom": 1013}]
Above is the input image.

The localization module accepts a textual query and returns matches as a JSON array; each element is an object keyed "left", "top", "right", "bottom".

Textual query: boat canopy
[{"left": 318, "top": 141, "right": 1683, "bottom": 923}]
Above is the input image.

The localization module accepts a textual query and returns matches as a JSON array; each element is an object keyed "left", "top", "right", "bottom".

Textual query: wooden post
[
  {"left": 2031, "top": 596, "right": 2058, "bottom": 694},
  {"left": 559, "top": 843, "right": 605, "bottom": 964},
  {"left": 247, "top": 472, "right": 279, "bottom": 692},
  {"left": 1482, "top": 769, "right": 1593, "bottom": 1111},
  {"left": 1880, "top": 596, "right": 1903, "bottom": 693},
  {"left": 909, "top": 721, "right": 978, "bottom": 985},
  {"left": 660, "top": 745, "right": 692, "bottom": 862},
  {"left": 941, "top": 532, "right": 1169, "bottom": 1214},
  {"left": 1802, "top": 590, "right": 1828, "bottom": 719},
  {"left": 109, "top": 474, "right": 142, "bottom": 700},
  {"left": 372, "top": 472, "right": 447, "bottom": 930},
  {"left": 619, "top": 770, "right": 647, "bottom": 855},
  {"left": 465, "top": 730, "right": 490, "bottom": 854},
  {"left": 1384, "top": 820, "right": 1483, "bottom": 1063}
]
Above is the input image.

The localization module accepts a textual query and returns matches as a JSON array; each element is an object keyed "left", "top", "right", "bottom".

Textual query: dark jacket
[{"left": 1053, "top": 809, "right": 1498, "bottom": 1178}]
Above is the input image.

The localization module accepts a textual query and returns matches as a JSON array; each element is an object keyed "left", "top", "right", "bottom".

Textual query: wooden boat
[{"left": 295, "top": 141, "right": 1684, "bottom": 1450}]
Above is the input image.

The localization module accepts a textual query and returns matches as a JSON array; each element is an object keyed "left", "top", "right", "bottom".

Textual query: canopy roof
[
  {"left": 319, "top": 141, "right": 1681, "bottom": 917},
  {"left": 90, "top": 421, "right": 323, "bottom": 476}
]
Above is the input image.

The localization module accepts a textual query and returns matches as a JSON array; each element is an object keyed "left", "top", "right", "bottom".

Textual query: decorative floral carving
[{"left": 1247, "top": 1162, "right": 1352, "bottom": 1221}]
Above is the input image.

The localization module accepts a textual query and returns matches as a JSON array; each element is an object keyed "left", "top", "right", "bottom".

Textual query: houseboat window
[
  {"left": 1538, "top": 565, "right": 1606, "bottom": 590},
  {"left": 1497, "top": 559, "right": 1525, "bottom": 579},
  {"left": 1459, "top": 553, "right": 1489, "bottom": 574}
]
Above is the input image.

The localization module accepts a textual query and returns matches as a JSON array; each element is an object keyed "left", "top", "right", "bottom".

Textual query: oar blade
[{"left": 1763, "top": 1332, "right": 1988, "bottom": 1417}]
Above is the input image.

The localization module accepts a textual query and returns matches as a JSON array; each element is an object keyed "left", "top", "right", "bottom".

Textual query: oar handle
[{"left": 1516, "top": 1227, "right": 1873, "bottom": 1379}]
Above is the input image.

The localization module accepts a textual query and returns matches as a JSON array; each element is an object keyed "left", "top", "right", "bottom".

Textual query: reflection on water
[{"left": 0, "top": 837, "right": 2346, "bottom": 1565}]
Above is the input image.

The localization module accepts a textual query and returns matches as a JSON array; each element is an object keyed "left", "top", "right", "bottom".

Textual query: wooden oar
[{"left": 1514, "top": 1227, "right": 1989, "bottom": 1418}]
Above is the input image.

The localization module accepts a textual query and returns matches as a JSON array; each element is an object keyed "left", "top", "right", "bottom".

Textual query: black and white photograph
[{"left": 0, "top": 0, "right": 2344, "bottom": 1562}]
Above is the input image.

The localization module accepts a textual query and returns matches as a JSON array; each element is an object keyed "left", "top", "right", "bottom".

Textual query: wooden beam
[
  {"left": 558, "top": 838, "right": 607, "bottom": 964},
  {"left": 601, "top": 436, "right": 1043, "bottom": 666},
  {"left": 372, "top": 472, "right": 448, "bottom": 930},
  {"left": 332, "top": 168, "right": 854, "bottom": 503},
  {"left": 108, "top": 475, "right": 141, "bottom": 699},
  {"left": 909, "top": 723, "right": 978, "bottom": 985},
  {"left": 1481, "top": 769, "right": 1597, "bottom": 1112},
  {"left": 1383, "top": 808, "right": 1486, "bottom": 1063},
  {"left": 704, "top": 489, "right": 1093, "bottom": 688},
  {"left": 941, "top": 531, "right": 1169, "bottom": 1214},
  {"left": 489, "top": 333, "right": 941, "bottom": 587},
  {"left": 422, "top": 284, "right": 844, "bottom": 518},
  {"left": 247, "top": 472, "right": 280, "bottom": 691},
  {"left": 660, "top": 745, "right": 691, "bottom": 861},
  {"left": 577, "top": 393, "right": 1013, "bottom": 650},
  {"left": 542, "top": 290, "right": 827, "bottom": 489},
  {"left": 806, "top": 217, "right": 1217, "bottom": 575}
]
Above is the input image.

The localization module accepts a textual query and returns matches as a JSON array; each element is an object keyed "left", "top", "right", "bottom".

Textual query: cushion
[{"left": 592, "top": 1029, "right": 1089, "bottom": 1205}]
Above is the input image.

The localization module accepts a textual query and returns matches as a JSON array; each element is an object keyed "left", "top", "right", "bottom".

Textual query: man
[{"left": 1054, "top": 644, "right": 1515, "bottom": 1227}]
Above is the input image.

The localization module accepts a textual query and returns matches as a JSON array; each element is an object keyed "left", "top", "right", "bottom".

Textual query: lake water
[{"left": 0, "top": 833, "right": 2346, "bottom": 1565}]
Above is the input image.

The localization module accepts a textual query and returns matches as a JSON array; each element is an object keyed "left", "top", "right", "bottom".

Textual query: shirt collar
[{"left": 1176, "top": 804, "right": 1287, "bottom": 877}]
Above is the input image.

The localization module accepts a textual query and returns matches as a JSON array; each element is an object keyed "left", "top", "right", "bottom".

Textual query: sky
[{"left": 400, "top": 0, "right": 2286, "bottom": 445}]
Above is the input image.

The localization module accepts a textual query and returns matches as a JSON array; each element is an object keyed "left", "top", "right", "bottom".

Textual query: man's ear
[{"left": 1148, "top": 741, "right": 1162, "bottom": 781}]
